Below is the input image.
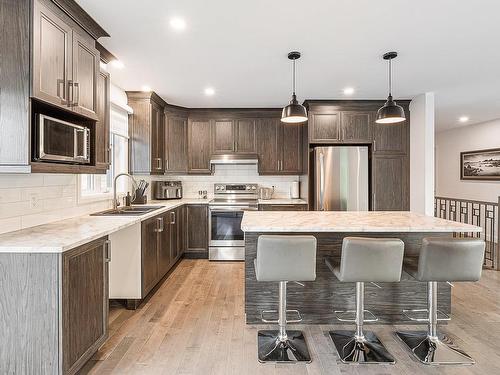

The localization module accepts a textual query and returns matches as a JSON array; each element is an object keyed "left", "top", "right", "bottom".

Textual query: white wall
[
  {"left": 410, "top": 93, "right": 435, "bottom": 215},
  {"left": 436, "top": 118, "right": 500, "bottom": 203}
]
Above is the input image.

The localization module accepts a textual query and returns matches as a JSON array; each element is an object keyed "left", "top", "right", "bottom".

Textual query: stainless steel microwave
[{"left": 34, "top": 114, "right": 90, "bottom": 164}]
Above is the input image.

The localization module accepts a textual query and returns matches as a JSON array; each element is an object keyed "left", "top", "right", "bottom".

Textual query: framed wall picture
[{"left": 461, "top": 148, "right": 500, "bottom": 180}]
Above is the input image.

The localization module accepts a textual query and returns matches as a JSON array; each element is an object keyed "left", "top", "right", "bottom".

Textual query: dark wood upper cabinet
[
  {"left": 32, "top": 0, "right": 99, "bottom": 120},
  {"left": 256, "top": 118, "right": 280, "bottom": 174},
  {"left": 372, "top": 155, "right": 409, "bottom": 210},
  {"left": 33, "top": 0, "right": 73, "bottom": 109},
  {"left": 373, "top": 120, "right": 408, "bottom": 154},
  {"left": 62, "top": 237, "right": 108, "bottom": 374},
  {"left": 94, "top": 68, "right": 110, "bottom": 170},
  {"left": 127, "top": 91, "right": 166, "bottom": 175},
  {"left": 165, "top": 112, "right": 188, "bottom": 173},
  {"left": 280, "top": 123, "right": 302, "bottom": 174},
  {"left": 309, "top": 111, "right": 341, "bottom": 143},
  {"left": 212, "top": 119, "right": 235, "bottom": 153},
  {"left": 71, "top": 31, "right": 99, "bottom": 118},
  {"left": 235, "top": 119, "right": 257, "bottom": 153},
  {"left": 188, "top": 119, "right": 212, "bottom": 174},
  {"left": 341, "top": 111, "right": 372, "bottom": 143}
]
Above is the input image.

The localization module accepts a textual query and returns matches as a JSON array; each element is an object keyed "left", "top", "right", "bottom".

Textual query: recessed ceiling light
[
  {"left": 110, "top": 59, "right": 124, "bottom": 69},
  {"left": 459, "top": 116, "right": 469, "bottom": 123},
  {"left": 343, "top": 87, "right": 355, "bottom": 95},
  {"left": 170, "top": 17, "right": 186, "bottom": 31},
  {"left": 204, "top": 87, "right": 215, "bottom": 96},
  {"left": 141, "top": 85, "right": 152, "bottom": 92}
]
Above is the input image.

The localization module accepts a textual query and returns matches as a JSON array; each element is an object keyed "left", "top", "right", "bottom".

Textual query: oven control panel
[{"left": 214, "top": 183, "right": 258, "bottom": 193}]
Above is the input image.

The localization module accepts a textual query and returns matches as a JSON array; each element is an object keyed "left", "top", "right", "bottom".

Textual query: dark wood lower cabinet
[
  {"left": 62, "top": 237, "right": 109, "bottom": 374},
  {"left": 0, "top": 236, "right": 110, "bottom": 375},
  {"left": 186, "top": 204, "right": 209, "bottom": 258},
  {"left": 141, "top": 216, "right": 161, "bottom": 296}
]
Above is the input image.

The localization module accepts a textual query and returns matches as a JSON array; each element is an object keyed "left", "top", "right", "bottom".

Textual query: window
[{"left": 79, "top": 103, "right": 130, "bottom": 200}]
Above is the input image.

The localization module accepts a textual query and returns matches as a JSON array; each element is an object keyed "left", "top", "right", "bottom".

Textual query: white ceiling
[{"left": 78, "top": 0, "right": 500, "bottom": 131}]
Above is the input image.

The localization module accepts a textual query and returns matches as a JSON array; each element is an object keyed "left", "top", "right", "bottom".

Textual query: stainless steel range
[{"left": 208, "top": 183, "right": 258, "bottom": 261}]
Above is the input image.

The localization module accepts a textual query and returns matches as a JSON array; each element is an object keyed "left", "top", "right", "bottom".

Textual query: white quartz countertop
[
  {"left": 258, "top": 198, "right": 307, "bottom": 205},
  {"left": 0, "top": 199, "right": 209, "bottom": 254},
  {"left": 241, "top": 211, "right": 482, "bottom": 233}
]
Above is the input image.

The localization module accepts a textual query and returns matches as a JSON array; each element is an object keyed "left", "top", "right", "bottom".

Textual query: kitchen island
[{"left": 241, "top": 211, "right": 482, "bottom": 324}]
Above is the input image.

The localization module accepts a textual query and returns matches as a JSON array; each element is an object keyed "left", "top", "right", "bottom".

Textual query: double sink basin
[{"left": 90, "top": 205, "right": 165, "bottom": 216}]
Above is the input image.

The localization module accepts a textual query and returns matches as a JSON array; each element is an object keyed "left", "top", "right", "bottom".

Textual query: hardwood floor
[{"left": 79, "top": 260, "right": 500, "bottom": 375}]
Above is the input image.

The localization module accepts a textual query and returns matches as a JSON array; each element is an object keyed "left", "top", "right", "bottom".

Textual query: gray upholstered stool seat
[
  {"left": 325, "top": 237, "right": 405, "bottom": 364},
  {"left": 396, "top": 237, "right": 485, "bottom": 366},
  {"left": 254, "top": 235, "right": 317, "bottom": 363}
]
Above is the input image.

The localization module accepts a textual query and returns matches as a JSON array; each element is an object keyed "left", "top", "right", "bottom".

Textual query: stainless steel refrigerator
[{"left": 313, "top": 146, "right": 369, "bottom": 211}]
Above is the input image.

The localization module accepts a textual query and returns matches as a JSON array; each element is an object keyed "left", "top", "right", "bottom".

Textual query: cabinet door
[
  {"left": 151, "top": 102, "right": 164, "bottom": 174},
  {"left": 280, "top": 123, "right": 302, "bottom": 174},
  {"left": 158, "top": 215, "right": 171, "bottom": 278},
  {"left": 256, "top": 118, "right": 280, "bottom": 174},
  {"left": 186, "top": 205, "right": 208, "bottom": 256},
  {"left": 170, "top": 208, "right": 180, "bottom": 261},
  {"left": 95, "top": 69, "right": 110, "bottom": 169},
  {"left": 188, "top": 119, "right": 212, "bottom": 174},
  {"left": 235, "top": 119, "right": 256, "bottom": 153},
  {"left": 212, "top": 119, "right": 235, "bottom": 153},
  {"left": 341, "top": 111, "right": 372, "bottom": 143},
  {"left": 179, "top": 205, "right": 186, "bottom": 256},
  {"left": 142, "top": 216, "right": 159, "bottom": 296},
  {"left": 165, "top": 115, "right": 188, "bottom": 173},
  {"left": 62, "top": 237, "right": 108, "bottom": 374},
  {"left": 33, "top": 0, "right": 72, "bottom": 108},
  {"left": 372, "top": 155, "right": 408, "bottom": 210},
  {"left": 71, "top": 31, "right": 99, "bottom": 119},
  {"left": 373, "top": 120, "right": 408, "bottom": 154},
  {"left": 309, "top": 111, "right": 341, "bottom": 142}
]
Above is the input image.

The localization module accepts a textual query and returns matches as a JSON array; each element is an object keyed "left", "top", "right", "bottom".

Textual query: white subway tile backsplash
[
  {"left": 43, "top": 174, "right": 76, "bottom": 186},
  {"left": 0, "top": 188, "right": 23, "bottom": 203},
  {"left": 0, "top": 174, "right": 44, "bottom": 188}
]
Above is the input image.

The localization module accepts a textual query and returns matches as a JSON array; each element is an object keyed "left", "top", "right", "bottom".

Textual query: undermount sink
[{"left": 90, "top": 205, "right": 165, "bottom": 216}]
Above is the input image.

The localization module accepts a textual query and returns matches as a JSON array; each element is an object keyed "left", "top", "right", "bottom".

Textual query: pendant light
[
  {"left": 281, "top": 51, "right": 308, "bottom": 124},
  {"left": 376, "top": 51, "right": 406, "bottom": 124}
]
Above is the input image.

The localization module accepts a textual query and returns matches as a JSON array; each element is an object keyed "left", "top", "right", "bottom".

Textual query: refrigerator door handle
[{"left": 319, "top": 152, "right": 325, "bottom": 211}]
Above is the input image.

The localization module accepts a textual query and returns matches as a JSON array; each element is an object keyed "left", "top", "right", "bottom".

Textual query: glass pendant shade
[
  {"left": 281, "top": 94, "right": 308, "bottom": 123},
  {"left": 281, "top": 51, "right": 307, "bottom": 124},
  {"left": 376, "top": 52, "right": 406, "bottom": 124}
]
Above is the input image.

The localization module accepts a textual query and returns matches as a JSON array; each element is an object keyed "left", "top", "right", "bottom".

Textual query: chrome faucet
[{"left": 113, "top": 173, "right": 138, "bottom": 210}]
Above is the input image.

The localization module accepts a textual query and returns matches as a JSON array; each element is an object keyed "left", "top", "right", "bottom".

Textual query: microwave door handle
[
  {"left": 74, "top": 127, "right": 89, "bottom": 160},
  {"left": 83, "top": 128, "right": 89, "bottom": 161}
]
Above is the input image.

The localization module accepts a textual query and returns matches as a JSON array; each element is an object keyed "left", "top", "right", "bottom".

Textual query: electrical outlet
[{"left": 29, "top": 193, "right": 40, "bottom": 209}]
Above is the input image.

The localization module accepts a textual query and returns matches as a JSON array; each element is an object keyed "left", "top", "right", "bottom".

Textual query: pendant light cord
[
  {"left": 292, "top": 58, "right": 296, "bottom": 95},
  {"left": 388, "top": 58, "right": 392, "bottom": 97}
]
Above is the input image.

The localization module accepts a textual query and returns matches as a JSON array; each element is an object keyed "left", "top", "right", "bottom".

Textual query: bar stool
[
  {"left": 254, "top": 235, "right": 317, "bottom": 363},
  {"left": 396, "top": 237, "right": 485, "bottom": 365},
  {"left": 325, "top": 237, "right": 405, "bottom": 364}
]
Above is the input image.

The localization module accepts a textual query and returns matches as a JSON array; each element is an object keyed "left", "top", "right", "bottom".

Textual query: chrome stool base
[
  {"left": 258, "top": 330, "right": 311, "bottom": 363},
  {"left": 396, "top": 331, "right": 475, "bottom": 365},
  {"left": 330, "top": 330, "right": 395, "bottom": 364}
]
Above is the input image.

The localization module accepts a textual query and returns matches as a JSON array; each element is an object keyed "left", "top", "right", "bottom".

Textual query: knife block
[{"left": 131, "top": 189, "right": 147, "bottom": 204}]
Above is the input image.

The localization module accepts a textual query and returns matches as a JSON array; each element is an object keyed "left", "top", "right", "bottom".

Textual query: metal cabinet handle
[
  {"left": 154, "top": 217, "right": 164, "bottom": 232},
  {"left": 74, "top": 82, "right": 80, "bottom": 106},
  {"left": 107, "top": 147, "right": 111, "bottom": 164},
  {"left": 57, "top": 79, "right": 67, "bottom": 105},
  {"left": 67, "top": 80, "right": 74, "bottom": 106},
  {"left": 104, "top": 240, "right": 111, "bottom": 262},
  {"left": 165, "top": 159, "right": 169, "bottom": 171},
  {"left": 154, "top": 158, "right": 162, "bottom": 170},
  {"left": 170, "top": 211, "right": 176, "bottom": 225}
]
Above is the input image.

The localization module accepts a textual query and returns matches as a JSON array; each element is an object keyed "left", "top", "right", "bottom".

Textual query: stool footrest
[
  {"left": 260, "top": 309, "right": 303, "bottom": 324},
  {"left": 334, "top": 309, "right": 378, "bottom": 323},
  {"left": 402, "top": 308, "right": 451, "bottom": 322}
]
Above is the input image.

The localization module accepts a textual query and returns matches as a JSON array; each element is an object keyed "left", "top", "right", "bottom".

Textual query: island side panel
[
  {"left": 0, "top": 253, "right": 60, "bottom": 374},
  {"left": 245, "top": 232, "right": 452, "bottom": 324}
]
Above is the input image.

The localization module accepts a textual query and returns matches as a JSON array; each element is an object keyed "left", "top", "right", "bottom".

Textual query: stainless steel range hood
[{"left": 210, "top": 153, "right": 259, "bottom": 165}]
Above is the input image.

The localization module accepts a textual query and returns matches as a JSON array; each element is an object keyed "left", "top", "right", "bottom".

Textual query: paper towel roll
[{"left": 290, "top": 181, "right": 300, "bottom": 199}]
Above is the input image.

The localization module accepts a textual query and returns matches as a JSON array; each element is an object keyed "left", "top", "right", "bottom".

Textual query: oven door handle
[{"left": 210, "top": 206, "right": 258, "bottom": 212}]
